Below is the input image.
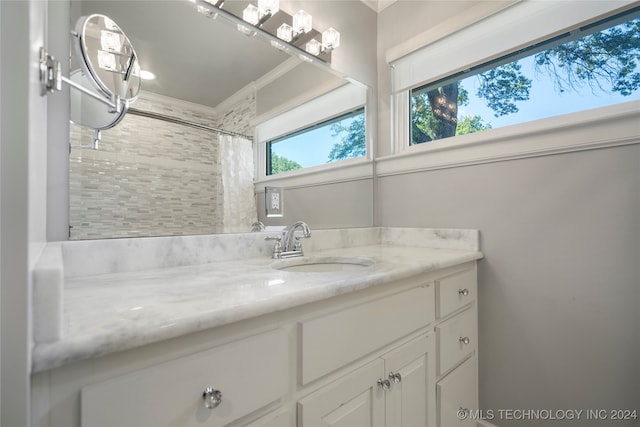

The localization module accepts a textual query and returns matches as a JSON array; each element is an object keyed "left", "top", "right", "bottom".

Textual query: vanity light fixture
[
  {"left": 305, "top": 39, "right": 321, "bottom": 56},
  {"left": 322, "top": 27, "right": 340, "bottom": 52},
  {"left": 192, "top": 0, "right": 224, "bottom": 18},
  {"left": 242, "top": 0, "right": 279, "bottom": 27},
  {"left": 191, "top": 0, "right": 339, "bottom": 64},
  {"left": 304, "top": 27, "right": 341, "bottom": 56},
  {"left": 292, "top": 10, "right": 312, "bottom": 36}
]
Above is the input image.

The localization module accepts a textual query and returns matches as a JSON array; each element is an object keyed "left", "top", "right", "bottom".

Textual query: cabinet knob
[
  {"left": 389, "top": 372, "right": 402, "bottom": 383},
  {"left": 459, "top": 336, "right": 470, "bottom": 345},
  {"left": 377, "top": 378, "right": 391, "bottom": 390},
  {"left": 202, "top": 387, "right": 222, "bottom": 409},
  {"left": 458, "top": 288, "right": 470, "bottom": 297}
]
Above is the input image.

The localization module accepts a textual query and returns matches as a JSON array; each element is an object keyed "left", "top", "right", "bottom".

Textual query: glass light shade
[
  {"left": 237, "top": 24, "right": 254, "bottom": 36},
  {"left": 258, "top": 0, "right": 279, "bottom": 16},
  {"left": 242, "top": 4, "right": 260, "bottom": 25},
  {"left": 97, "top": 50, "right": 118, "bottom": 71},
  {"left": 270, "top": 40, "right": 287, "bottom": 51},
  {"left": 322, "top": 28, "right": 340, "bottom": 50},
  {"left": 100, "top": 30, "right": 123, "bottom": 53},
  {"left": 293, "top": 10, "right": 312, "bottom": 34},
  {"left": 277, "top": 23, "right": 293, "bottom": 42},
  {"left": 305, "top": 38, "right": 321, "bottom": 56}
]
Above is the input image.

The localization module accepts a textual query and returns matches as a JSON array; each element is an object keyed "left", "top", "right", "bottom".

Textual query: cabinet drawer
[
  {"left": 436, "top": 355, "right": 477, "bottom": 427},
  {"left": 81, "top": 329, "right": 289, "bottom": 427},
  {"left": 245, "top": 409, "right": 294, "bottom": 427},
  {"left": 436, "top": 308, "right": 476, "bottom": 375},
  {"left": 436, "top": 267, "right": 476, "bottom": 318},
  {"left": 300, "top": 284, "right": 435, "bottom": 384}
]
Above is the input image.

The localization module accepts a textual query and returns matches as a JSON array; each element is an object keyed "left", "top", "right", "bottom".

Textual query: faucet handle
[{"left": 265, "top": 234, "right": 283, "bottom": 258}]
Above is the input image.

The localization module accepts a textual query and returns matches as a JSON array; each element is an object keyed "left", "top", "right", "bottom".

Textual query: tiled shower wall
[{"left": 69, "top": 92, "right": 257, "bottom": 239}]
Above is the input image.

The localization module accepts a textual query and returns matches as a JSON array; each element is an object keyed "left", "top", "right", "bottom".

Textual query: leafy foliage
[
  {"left": 412, "top": 16, "right": 639, "bottom": 141},
  {"left": 412, "top": 84, "right": 492, "bottom": 143},
  {"left": 328, "top": 114, "right": 366, "bottom": 162},
  {"left": 477, "top": 62, "right": 532, "bottom": 117},
  {"left": 534, "top": 18, "right": 640, "bottom": 96},
  {"left": 270, "top": 153, "right": 302, "bottom": 174}
]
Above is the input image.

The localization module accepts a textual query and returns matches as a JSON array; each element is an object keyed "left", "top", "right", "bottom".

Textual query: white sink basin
[{"left": 271, "top": 256, "right": 375, "bottom": 273}]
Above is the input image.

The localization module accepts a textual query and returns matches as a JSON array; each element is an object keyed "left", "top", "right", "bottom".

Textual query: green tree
[
  {"left": 270, "top": 153, "right": 302, "bottom": 174},
  {"left": 328, "top": 114, "right": 366, "bottom": 162},
  {"left": 412, "top": 85, "right": 492, "bottom": 143},
  {"left": 413, "top": 17, "right": 640, "bottom": 142}
]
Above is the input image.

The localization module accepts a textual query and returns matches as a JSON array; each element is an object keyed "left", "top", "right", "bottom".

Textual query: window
[
  {"left": 267, "top": 107, "right": 365, "bottom": 175},
  {"left": 409, "top": 7, "right": 640, "bottom": 145}
]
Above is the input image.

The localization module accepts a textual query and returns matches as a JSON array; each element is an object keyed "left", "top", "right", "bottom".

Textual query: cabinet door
[
  {"left": 244, "top": 409, "right": 294, "bottom": 427},
  {"left": 382, "top": 334, "right": 436, "bottom": 427},
  {"left": 298, "top": 359, "right": 385, "bottom": 427},
  {"left": 436, "top": 355, "right": 477, "bottom": 427}
]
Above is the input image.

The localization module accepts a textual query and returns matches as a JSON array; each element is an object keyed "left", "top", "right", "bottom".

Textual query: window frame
[
  {"left": 266, "top": 106, "right": 366, "bottom": 176},
  {"left": 387, "top": 0, "right": 640, "bottom": 165},
  {"left": 255, "top": 82, "right": 371, "bottom": 184}
]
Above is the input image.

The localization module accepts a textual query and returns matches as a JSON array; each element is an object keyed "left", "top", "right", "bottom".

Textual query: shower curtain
[{"left": 219, "top": 134, "right": 258, "bottom": 233}]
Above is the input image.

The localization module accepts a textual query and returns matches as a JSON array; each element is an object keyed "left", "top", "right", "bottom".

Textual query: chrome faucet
[{"left": 266, "top": 221, "right": 312, "bottom": 259}]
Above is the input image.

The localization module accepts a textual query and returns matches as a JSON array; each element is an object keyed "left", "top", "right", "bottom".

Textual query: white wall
[
  {"left": 1, "top": 1, "right": 49, "bottom": 425},
  {"left": 376, "top": 1, "right": 640, "bottom": 425},
  {"left": 378, "top": 144, "right": 640, "bottom": 426}
]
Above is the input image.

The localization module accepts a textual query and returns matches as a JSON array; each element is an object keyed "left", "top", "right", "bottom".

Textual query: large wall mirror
[{"left": 68, "top": 0, "right": 373, "bottom": 240}]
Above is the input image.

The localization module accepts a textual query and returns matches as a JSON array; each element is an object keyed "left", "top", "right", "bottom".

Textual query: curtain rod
[{"left": 128, "top": 107, "right": 253, "bottom": 140}]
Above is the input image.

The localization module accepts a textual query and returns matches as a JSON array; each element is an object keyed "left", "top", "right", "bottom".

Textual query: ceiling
[{"left": 74, "top": 1, "right": 294, "bottom": 109}]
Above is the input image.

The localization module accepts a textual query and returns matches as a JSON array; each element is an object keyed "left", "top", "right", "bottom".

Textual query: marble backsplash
[{"left": 58, "top": 227, "right": 478, "bottom": 278}]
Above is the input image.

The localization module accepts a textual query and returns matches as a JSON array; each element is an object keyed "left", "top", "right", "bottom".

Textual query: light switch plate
[{"left": 265, "top": 186, "right": 283, "bottom": 217}]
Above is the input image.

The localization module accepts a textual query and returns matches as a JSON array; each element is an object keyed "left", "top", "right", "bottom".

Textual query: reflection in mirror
[
  {"left": 65, "top": 13, "right": 140, "bottom": 149},
  {"left": 68, "top": 0, "right": 369, "bottom": 240},
  {"left": 74, "top": 14, "right": 141, "bottom": 102}
]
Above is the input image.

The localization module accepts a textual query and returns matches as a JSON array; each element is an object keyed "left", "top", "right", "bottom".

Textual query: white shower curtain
[{"left": 219, "top": 134, "right": 258, "bottom": 233}]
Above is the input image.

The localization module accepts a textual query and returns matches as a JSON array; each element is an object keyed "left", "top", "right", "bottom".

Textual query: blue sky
[
  {"left": 272, "top": 53, "right": 639, "bottom": 169},
  {"left": 460, "top": 56, "right": 640, "bottom": 129}
]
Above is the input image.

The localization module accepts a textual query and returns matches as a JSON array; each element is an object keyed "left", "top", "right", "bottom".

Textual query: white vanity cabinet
[
  {"left": 31, "top": 261, "right": 479, "bottom": 427},
  {"left": 297, "top": 335, "right": 436, "bottom": 427},
  {"left": 434, "top": 267, "right": 479, "bottom": 427},
  {"left": 80, "top": 329, "right": 289, "bottom": 427},
  {"left": 297, "top": 264, "right": 477, "bottom": 427}
]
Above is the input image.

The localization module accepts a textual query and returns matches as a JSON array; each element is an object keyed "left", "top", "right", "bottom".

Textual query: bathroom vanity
[{"left": 30, "top": 228, "right": 482, "bottom": 427}]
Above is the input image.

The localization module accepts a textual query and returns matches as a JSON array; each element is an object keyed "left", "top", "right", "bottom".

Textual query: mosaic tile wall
[{"left": 69, "top": 92, "right": 257, "bottom": 240}]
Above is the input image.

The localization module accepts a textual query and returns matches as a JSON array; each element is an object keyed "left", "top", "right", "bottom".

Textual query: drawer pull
[
  {"left": 458, "top": 288, "right": 470, "bottom": 297},
  {"left": 203, "top": 387, "right": 223, "bottom": 409},
  {"left": 389, "top": 372, "right": 402, "bottom": 383},
  {"left": 459, "top": 336, "right": 470, "bottom": 345},
  {"left": 377, "top": 378, "right": 391, "bottom": 390}
]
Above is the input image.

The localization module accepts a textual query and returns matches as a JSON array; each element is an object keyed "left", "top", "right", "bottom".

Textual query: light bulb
[
  {"left": 258, "top": 0, "right": 279, "bottom": 16},
  {"left": 97, "top": 50, "right": 118, "bottom": 71},
  {"left": 322, "top": 28, "right": 340, "bottom": 50},
  {"left": 305, "top": 39, "right": 321, "bottom": 56},
  {"left": 293, "top": 10, "right": 312, "bottom": 34},
  {"left": 100, "top": 30, "right": 123, "bottom": 53},
  {"left": 277, "top": 23, "right": 293, "bottom": 42},
  {"left": 243, "top": 4, "right": 260, "bottom": 25}
]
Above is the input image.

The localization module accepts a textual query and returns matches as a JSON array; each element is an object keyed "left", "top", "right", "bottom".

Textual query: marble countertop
[{"left": 31, "top": 228, "right": 483, "bottom": 373}]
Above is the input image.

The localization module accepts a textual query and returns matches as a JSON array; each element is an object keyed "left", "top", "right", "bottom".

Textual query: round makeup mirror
[
  {"left": 74, "top": 14, "right": 141, "bottom": 102},
  {"left": 69, "top": 69, "right": 127, "bottom": 131}
]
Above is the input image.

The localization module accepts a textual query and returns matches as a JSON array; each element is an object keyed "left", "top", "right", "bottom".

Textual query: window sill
[
  {"left": 255, "top": 157, "right": 373, "bottom": 189},
  {"left": 377, "top": 100, "right": 640, "bottom": 177}
]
